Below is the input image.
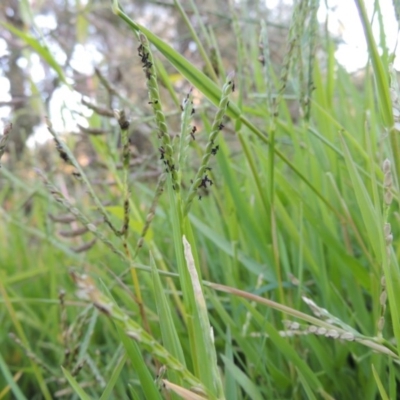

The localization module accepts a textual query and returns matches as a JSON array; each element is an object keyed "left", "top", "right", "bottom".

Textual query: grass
[{"left": 1, "top": 0, "right": 400, "bottom": 399}]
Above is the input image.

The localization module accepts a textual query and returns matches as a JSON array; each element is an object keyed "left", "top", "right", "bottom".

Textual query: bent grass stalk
[
  {"left": 46, "top": 120, "right": 122, "bottom": 237},
  {"left": 70, "top": 270, "right": 216, "bottom": 399},
  {"left": 113, "top": 109, "right": 152, "bottom": 335},
  {"left": 35, "top": 169, "right": 127, "bottom": 261},
  {"left": 183, "top": 236, "right": 224, "bottom": 398},
  {"left": 206, "top": 282, "right": 399, "bottom": 359}
]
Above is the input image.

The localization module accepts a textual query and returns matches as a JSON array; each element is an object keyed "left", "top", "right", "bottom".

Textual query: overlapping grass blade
[{"left": 61, "top": 367, "right": 92, "bottom": 400}]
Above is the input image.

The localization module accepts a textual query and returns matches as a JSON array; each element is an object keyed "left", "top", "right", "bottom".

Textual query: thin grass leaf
[
  {"left": 70, "top": 271, "right": 216, "bottom": 399},
  {"left": 339, "top": 136, "right": 383, "bottom": 263},
  {"left": 163, "top": 380, "right": 208, "bottom": 400},
  {"left": 354, "top": 0, "right": 393, "bottom": 127},
  {"left": 372, "top": 364, "right": 390, "bottom": 400},
  {"left": 117, "top": 326, "right": 163, "bottom": 400},
  {"left": 0, "top": 274, "right": 52, "bottom": 400},
  {"left": 183, "top": 236, "right": 224, "bottom": 398},
  {"left": 0, "top": 353, "right": 27, "bottom": 400},
  {"left": 77, "top": 309, "right": 98, "bottom": 362},
  {"left": 262, "top": 322, "right": 323, "bottom": 394},
  {"left": 220, "top": 355, "right": 264, "bottom": 400},
  {"left": 172, "top": 0, "right": 218, "bottom": 82},
  {"left": 61, "top": 366, "right": 92, "bottom": 400},
  {"left": 99, "top": 354, "right": 127, "bottom": 400},
  {"left": 354, "top": 0, "right": 399, "bottom": 181},
  {"left": 223, "top": 328, "right": 238, "bottom": 400},
  {"left": 154, "top": 58, "right": 180, "bottom": 107},
  {"left": 189, "top": 214, "right": 273, "bottom": 278},
  {"left": 2, "top": 22, "right": 67, "bottom": 85},
  {"left": 151, "top": 254, "right": 186, "bottom": 381}
]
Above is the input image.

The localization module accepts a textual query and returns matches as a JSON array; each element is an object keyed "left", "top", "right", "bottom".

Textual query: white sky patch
[
  {"left": 70, "top": 43, "right": 103, "bottom": 75},
  {"left": 0, "top": 78, "right": 11, "bottom": 101},
  {"left": 49, "top": 86, "right": 91, "bottom": 132},
  {"left": 318, "top": 0, "right": 400, "bottom": 72},
  {"left": 265, "top": 0, "right": 293, "bottom": 8},
  {"left": 34, "top": 14, "right": 57, "bottom": 31},
  {"left": 26, "top": 123, "right": 53, "bottom": 147},
  {"left": 26, "top": 86, "right": 92, "bottom": 147},
  {"left": 29, "top": 53, "right": 46, "bottom": 82},
  {"left": 47, "top": 40, "right": 67, "bottom": 66},
  {"left": 265, "top": 0, "right": 399, "bottom": 72},
  {"left": 0, "top": 78, "right": 11, "bottom": 126},
  {"left": 0, "top": 38, "right": 8, "bottom": 58}
]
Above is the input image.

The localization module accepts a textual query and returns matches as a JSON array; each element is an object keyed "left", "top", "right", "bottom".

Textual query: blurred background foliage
[{"left": 0, "top": 0, "right": 298, "bottom": 158}]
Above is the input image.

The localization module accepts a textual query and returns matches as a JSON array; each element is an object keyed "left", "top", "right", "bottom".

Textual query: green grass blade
[
  {"left": 2, "top": 22, "right": 68, "bottom": 85},
  {"left": 372, "top": 364, "right": 389, "bottom": 400},
  {"left": 117, "top": 327, "right": 163, "bottom": 400},
  {"left": 220, "top": 355, "right": 264, "bottom": 400},
  {"left": 262, "top": 322, "right": 322, "bottom": 394},
  {"left": 61, "top": 366, "right": 92, "bottom": 400},
  {"left": 223, "top": 328, "right": 238, "bottom": 399},
  {"left": 99, "top": 353, "right": 127, "bottom": 400},
  {"left": 0, "top": 352, "right": 28, "bottom": 400},
  {"left": 151, "top": 254, "right": 186, "bottom": 384},
  {"left": 354, "top": 0, "right": 399, "bottom": 181},
  {"left": 173, "top": 0, "right": 218, "bottom": 82},
  {"left": 183, "top": 236, "right": 224, "bottom": 398}
]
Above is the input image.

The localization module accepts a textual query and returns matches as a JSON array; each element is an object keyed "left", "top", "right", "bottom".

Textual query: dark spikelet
[
  {"left": 54, "top": 138, "right": 71, "bottom": 164},
  {"left": 0, "top": 123, "right": 12, "bottom": 164},
  {"left": 115, "top": 110, "right": 130, "bottom": 130},
  {"left": 81, "top": 98, "right": 114, "bottom": 117},
  {"left": 121, "top": 198, "right": 130, "bottom": 236},
  {"left": 71, "top": 238, "right": 97, "bottom": 253},
  {"left": 59, "top": 226, "right": 90, "bottom": 238},
  {"left": 49, "top": 213, "right": 76, "bottom": 223},
  {"left": 78, "top": 124, "right": 109, "bottom": 136}
]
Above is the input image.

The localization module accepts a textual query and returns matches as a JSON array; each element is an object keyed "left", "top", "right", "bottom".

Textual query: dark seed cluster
[
  {"left": 158, "top": 146, "right": 175, "bottom": 173},
  {"left": 258, "top": 43, "right": 265, "bottom": 65},
  {"left": 190, "top": 79, "right": 235, "bottom": 203},
  {"left": 54, "top": 138, "right": 70, "bottom": 164},
  {"left": 190, "top": 126, "right": 197, "bottom": 140},
  {"left": 199, "top": 174, "right": 213, "bottom": 189},
  {"left": 72, "top": 171, "right": 82, "bottom": 179},
  {"left": 211, "top": 145, "right": 219, "bottom": 156},
  {"left": 116, "top": 110, "right": 130, "bottom": 130},
  {"left": 53, "top": 138, "right": 81, "bottom": 179},
  {"left": 158, "top": 146, "right": 165, "bottom": 160},
  {"left": 138, "top": 43, "right": 152, "bottom": 79}
]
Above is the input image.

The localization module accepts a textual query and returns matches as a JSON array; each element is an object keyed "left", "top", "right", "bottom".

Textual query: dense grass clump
[{"left": 1, "top": 0, "right": 400, "bottom": 399}]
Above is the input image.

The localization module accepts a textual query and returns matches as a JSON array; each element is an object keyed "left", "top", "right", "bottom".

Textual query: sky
[
  {"left": 317, "top": 0, "right": 399, "bottom": 71},
  {"left": 0, "top": 0, "right": 399, "bottom": 144}
]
